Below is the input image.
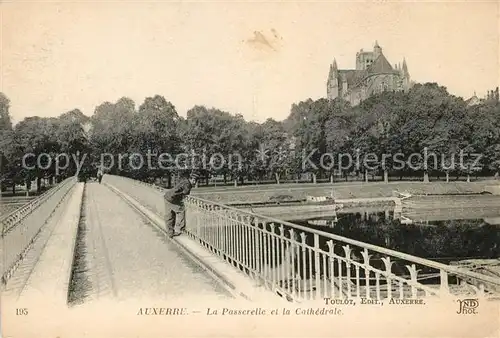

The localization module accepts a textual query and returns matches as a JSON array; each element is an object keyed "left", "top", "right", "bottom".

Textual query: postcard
[{"left": 1, "top": 1, "right": 499, "bottom": 337}]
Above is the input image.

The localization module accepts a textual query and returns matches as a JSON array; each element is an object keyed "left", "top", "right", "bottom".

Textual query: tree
[
  {"left": 387, "top": 83, "right": 462, "bottom": 182},
  {"left": 0, "top": 93, "right": 14, "bottom": 188},
  {"left": 56, "top": 109, "right": 91, "bottom": 179},
  {"left": 285, "top": 99, "right": 332, "bottom": 183},
  {"left": 12, "top": 117, "right": 60, "bottom": 192},
  {"left": 184, "top": 106, "right": 248, "bottom": 185},
  {"left": 259, "top": 118, "right": 291, "bottom": 184},
  {"left": 0, "top": 92, "right": 12, "bottom": 132},
  {"left": 90, "top": 98, "right": 136, "bottom": 175},
  {"left": 132, "top": 95, "right": 181, "bottom": 183},
  {"left": 465, "top": 99, "right": 500, "bottom": 179}
]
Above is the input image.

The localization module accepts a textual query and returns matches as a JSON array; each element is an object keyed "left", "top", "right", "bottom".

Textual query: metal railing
[
  {"left": 106, "top": 175, "right": 500, "bottom": 302},
  {"left": 1, "top": 178, "right": 75, "bottom": 235},
  {"left": 1, "top": 177, "right": 77, "bottom": 286}
]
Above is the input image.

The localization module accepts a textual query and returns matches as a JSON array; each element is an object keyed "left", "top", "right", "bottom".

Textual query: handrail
[
  {"left": 109, "top": 179, "right": 500, "bottom": 300},
  {"left": 1, "top": 181, "right": 64, "bottom": 221},
  {"left": 1, "top": 177, "right": 75, "bottom": 236},
  {"left": 188, "top": 195, "right": 500, "bottom": 286},
  {"left": 130, "top": 177, "right": 500, "bottom": 287},
  {"left": 1, "top": 176, "right": 77, "bottom": 286}
]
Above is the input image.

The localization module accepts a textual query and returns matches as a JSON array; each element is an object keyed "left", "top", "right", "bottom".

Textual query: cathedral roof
[
  {"left": 465, "top": 95, "right": 482, "bottom": 106},
  {"left": 366, "top": 54, "right": 395, "bottom": 74},
  {"left": 339, "top": 69, "right": 365, "bottom": 85}
]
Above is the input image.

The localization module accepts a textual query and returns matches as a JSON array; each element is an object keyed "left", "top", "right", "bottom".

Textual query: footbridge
[{"left": 1, "top": 175, "right": 499, "bottom": 307}]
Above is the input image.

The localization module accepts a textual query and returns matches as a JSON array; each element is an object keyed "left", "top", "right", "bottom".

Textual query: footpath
[{"left": 15, "top": 183, "right": 84, "bottom": 308}]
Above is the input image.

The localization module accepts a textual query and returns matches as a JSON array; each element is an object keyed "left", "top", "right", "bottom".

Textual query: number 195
[{"left": 16, "top": 308, "right": 28, "bottom": 315}]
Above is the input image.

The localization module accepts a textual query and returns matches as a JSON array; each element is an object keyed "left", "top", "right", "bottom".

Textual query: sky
[{"left": 2, "top": 1, "right": 499, "bottom": 125}]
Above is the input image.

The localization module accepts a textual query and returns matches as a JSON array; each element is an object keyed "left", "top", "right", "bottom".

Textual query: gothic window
[{"left": 380, "top": 80, "right": 389, "bottom": 92}]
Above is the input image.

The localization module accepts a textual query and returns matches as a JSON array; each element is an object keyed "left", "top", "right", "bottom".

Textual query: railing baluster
[
  {"left": 337, "top": 252, "right": 343, "bottom": 298},
  {"left": 308, "top": 247, "right": 313, "bottom": 299},
  {"left": 406, "top": 264, "right": 419, "bottom": 299},
  {"left": 255, "top": 220, "right": 262, "bottom": 276},
  {"left": 250, "top": 221, "right": 256, "bottom": 276},
  {"left": 355, "top": 265, "right": 360, "bottom": 298},
  {"left": 235, "top": 216, "right": 241, "bottom": 266},
  {"left": 216, "top": 211, "right": 221, "bottom": 253},
  {"left": 361, "top": 249, "right": 371, "bottom": 299},
  {"left": 262, "top": 223, "right": 269, "bottom": 283},
  {"left": 440, "top": 269, "right": 450, "bottom": 296},
  {"left": 279, "top": 225, "right": 286, "bottom": 292},
  {"left": 222, "top": 209, "right": 228, "bottom": 258},
  {"left": 245, "top": 218, "right": 251, "bottom": 272},
  {"left": 327, "top": 241, "right": 336, "bottom": 299},
  {"left": 314, "top": 234, "right": 321, "bottom": 300},
  {"left": 270, "top": 223, "right": 277, "bottom": 288},
  {"left": 244, "top": 216, "right": 250, "bottom": 270},
  {"left": 290, "top": 229, "right": 297, "bottom": 299},
  {"left": 258, "top": 221, "right": 264, "bottom": 278},
  {"left": 300, "top": 232, "right": 307, "bottom": 300},
  {"left": 212, "top": 208, "right": 216, "bottom": 249},
  {"left": 382, "top": 257, "right": 393, "bottom": 300},
  {"left": 233, "top": 213, "right": 239, "bottom": 263},
  {"left": 239, "top": 216, "right": 244, "bottom": 267},
  {"left": 206, "top": 206, "right": 211, "bottom": 247},
  {"left": 322, "top": 252, "right": 327, "bottom": 299},
  {"left": 240, "top": 217, "right": 245, "bottom": 268},
  {"left": 229, "top": 212, "right": 234, "bottom": 262},
  {"left": 343, "top": 245, "right": 352, "bottom": 299},
  {"left": 375, "top": 272, "right": 381, "bottom": 300}
]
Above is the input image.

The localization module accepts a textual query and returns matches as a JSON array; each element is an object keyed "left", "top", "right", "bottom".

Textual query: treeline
[{"left": 1, "top": 83, "right": 499, "bottom": 192}]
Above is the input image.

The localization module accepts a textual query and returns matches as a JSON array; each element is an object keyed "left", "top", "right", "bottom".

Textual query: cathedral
[{"left": 327, "top": 41, "right": 411, "bottom": 105}]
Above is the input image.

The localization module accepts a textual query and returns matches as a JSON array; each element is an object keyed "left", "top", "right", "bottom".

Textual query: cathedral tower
[{"left": 327, "top": 59, "right": 339, "bottom": 100}]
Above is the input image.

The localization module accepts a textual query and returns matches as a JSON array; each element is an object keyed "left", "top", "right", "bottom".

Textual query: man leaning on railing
[{"left": 163, "top": 171, "right": 199, "bottom": 238}]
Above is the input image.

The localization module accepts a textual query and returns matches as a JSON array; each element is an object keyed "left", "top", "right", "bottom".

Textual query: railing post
[
  {"left": 278, "top": 225, "right": 286, "bottom": 288},
  {"left": 270, "top": 223, "right": 276, "bottom": 288},
  {"left": 361, "top": 248, "right": 371, "bottom": 299},
  {"left": 299, "top": 232, "right": 307, "bottom": 300},
  {"left": 327, "top": 240, "right": 336, "bottom": 298},
  {"left": 382, "top": 257, "right": 393, "bottom": 300},
  {"left": 289, "top": 228, "right": 297, "bottom": 299},
  {"left": 406, "top": 264, "right": 419, "bottom": 299},
  {"left": 314, "top": 233, "right": 321, "bottom": 300},
  {"left": 262, "top": 222, "right": 269, "bottom": 284},
  {"left": 254, "top": 218, "right": 261, "bottom": 277},
  {"left": 439, "top": 269, "right": 450, "bottom": 296},
  {"left": 343, "top": 245, "right": 352, "bottom": 298}
]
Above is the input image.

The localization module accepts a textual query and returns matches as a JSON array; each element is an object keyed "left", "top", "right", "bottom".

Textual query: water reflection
[{"left": 291, "top": 211, "right": 500, "bottom": 263}]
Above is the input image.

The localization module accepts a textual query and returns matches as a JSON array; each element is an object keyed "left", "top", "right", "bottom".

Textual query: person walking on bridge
[
  {"left": 97, "top": 166, "right": 104, "bottom": 184},
  {"left": 164, "top": 171, "right": 199, "bottom": 238}
]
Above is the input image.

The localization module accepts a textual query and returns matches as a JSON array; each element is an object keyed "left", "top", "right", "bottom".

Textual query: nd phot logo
[{"left": 456, "top": 298, "right": 479, "bottom": 314}]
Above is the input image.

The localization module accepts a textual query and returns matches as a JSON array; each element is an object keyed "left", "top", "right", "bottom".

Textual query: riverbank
[{"left": 193, "top": 180, "right": 499, "bottom": 204}]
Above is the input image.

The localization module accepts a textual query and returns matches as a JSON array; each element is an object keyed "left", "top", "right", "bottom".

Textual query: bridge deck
[{"left": 78, "top": 183, "right": 232, "bottom": 303}]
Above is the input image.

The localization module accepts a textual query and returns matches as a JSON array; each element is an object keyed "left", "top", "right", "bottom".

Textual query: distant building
[
  {"left": 486, "top": 87, "right": 500, "bottom": 103},
  {"left": 466, "top": 88, "right": 499, "bottom": 107},
  {"left": 465, "top": 92, "right": 483, "bottom": 107},
  {"left": 326, "top": 41, "right": 412, "bottom": 106}
]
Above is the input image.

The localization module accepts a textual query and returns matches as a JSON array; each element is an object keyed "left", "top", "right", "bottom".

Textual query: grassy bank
[{"left": 192, "top": 180, "right": 499, "bottom": 204}]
